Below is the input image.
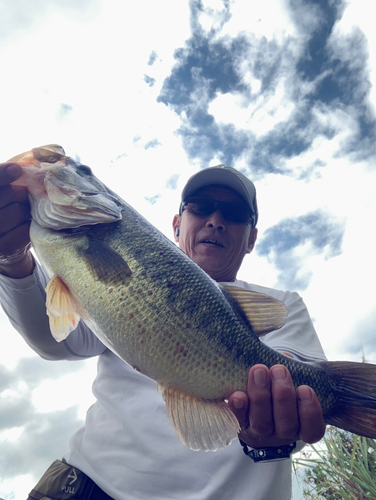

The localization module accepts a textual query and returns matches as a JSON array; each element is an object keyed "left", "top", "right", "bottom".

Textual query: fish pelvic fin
[
  {"left": 46, "top": 275, "right": 81, "bottom": 342},
  {"left": 222, "top": 285, "right": 287, "bottom": 336},
  {"left": 322, "top": 361, "right": 376, "bottom": 439},
  {"left": 161, "top": 387, "right": 240, "bottom": 452}
]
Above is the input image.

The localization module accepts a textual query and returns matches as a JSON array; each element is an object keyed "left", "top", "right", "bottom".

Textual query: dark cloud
[
  {"left": 0, "top": 356, "right": 88, "bottom": 481},
  {"left": 157, "top": 0, "right": 376, "bottom": 172},
  {"left": 257, "top": 210, "right": 344, "bottom": 290},
  {"left": 0, "top": 403, "right": 83, "bottom": 480},
  {"left": 292, "top": 0, "right": 345, "bottom": 79}
]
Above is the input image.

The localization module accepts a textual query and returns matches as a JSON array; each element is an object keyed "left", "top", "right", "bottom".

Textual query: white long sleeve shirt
[{"left": 0, "top": 265, "right": 326, "bottom": 500}]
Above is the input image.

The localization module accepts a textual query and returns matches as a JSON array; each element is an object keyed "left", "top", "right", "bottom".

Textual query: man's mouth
[{"left": 200, "top": 239, "right": 224, "bottom": 248}]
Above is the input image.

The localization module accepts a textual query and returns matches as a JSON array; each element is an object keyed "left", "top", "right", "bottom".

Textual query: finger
[
  {"left": 0, "top": 163, "right": 23, "bottom": 186},
  {"left": 0, "top": 203, "right": 31, "bottom": 236},
  {"left": 270, "top": 365, "right": 299, "bottom": 441},
  {"left": 228, "top": 390, "right": 249, "bottom": 430},
  {"left": 0, "top": 222, "right": 31, "bottom": 258},
  {"left": 0, "top": 184, "right": 29, "bottom": 210},
  {"left": 297, "top": 386, "right": 326, "bottom": 444},
  {"left": 247, "top": 365, "right": 274, "bottom": 438}
]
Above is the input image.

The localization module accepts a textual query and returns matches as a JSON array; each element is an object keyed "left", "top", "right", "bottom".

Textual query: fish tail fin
[{"left": 322, "top": 361, "right": 376, "bottom": 438}]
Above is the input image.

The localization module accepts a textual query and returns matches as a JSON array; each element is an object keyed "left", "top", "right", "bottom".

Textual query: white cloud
[
  {"left": 208, "top": 80, "right": 296, "bottom": 136},
  {"left": 220, "top": 0, "right": 297, "bottom": 42},
  {"left": 332, "top": 0, "right": 376, "bottom": 117}
]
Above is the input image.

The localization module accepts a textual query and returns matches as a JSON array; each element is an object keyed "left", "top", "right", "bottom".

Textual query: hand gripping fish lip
[{"left": 9, "top": 145, "right": 124, "bottom": 230}]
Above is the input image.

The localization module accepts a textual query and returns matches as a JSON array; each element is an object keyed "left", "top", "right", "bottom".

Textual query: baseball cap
[{"left": 180, "top": 165, "right": 258, "bottom": 226}]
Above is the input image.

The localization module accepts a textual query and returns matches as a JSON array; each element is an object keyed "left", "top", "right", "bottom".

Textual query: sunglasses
[{"left": 181, "top": 196, "right": 254, "bottom": 224}]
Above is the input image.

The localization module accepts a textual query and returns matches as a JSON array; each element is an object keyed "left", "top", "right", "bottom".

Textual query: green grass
[{"left": 293, "top": 427, "right": 376, "bottom": 499}]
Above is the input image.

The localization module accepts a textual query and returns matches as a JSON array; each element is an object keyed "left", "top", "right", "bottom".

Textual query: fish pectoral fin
[
  {"left": 45, "top": 275, "right": 81, "bottom": 342},
  {"left": 221, "top": 285, "right": 288, "bottom": 336},
  {"left": 161, "top": 387, "right": 240, "bottom": 452},
  {"left": 47, "top": 313, "right": 81, "bottom": 342},
  {"left": 81, "top": 238, "right": 133, "bottom": 285}
]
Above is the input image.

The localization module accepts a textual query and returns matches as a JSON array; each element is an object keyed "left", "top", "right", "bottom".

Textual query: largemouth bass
[{"left": 9, "top": 145, "right": 376, "bottom": 451}]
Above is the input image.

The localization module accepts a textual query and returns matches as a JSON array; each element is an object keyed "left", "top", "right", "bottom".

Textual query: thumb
[{"left": 0, "top": 163, "right": 23, "bottom": 186}]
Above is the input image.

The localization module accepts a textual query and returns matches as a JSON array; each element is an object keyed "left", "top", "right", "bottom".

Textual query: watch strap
[{"left": 240, "top": 439, "right": 296, "bottom": 462}]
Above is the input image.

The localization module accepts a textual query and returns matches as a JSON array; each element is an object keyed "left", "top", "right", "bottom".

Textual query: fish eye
[{"left": 76, "top": 165, "right": 93, "bottom": 176}]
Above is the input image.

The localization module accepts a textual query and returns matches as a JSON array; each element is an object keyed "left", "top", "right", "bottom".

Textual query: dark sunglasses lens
[
  {"left": 188, "top": 199, "right": 217, "bottom": 216},
  {"left": 186, "top": 198, "right": 251, "bottom": 223},
  {"left": 221, "top": 205, "right": 250, "bottom": 223}
]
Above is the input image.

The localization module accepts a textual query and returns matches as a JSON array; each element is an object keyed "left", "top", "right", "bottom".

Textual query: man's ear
[
  {"left": 172, "top": 214, "right": 181, "bottom": 242},
  {"left": 246, "top": 227, "right": 258, "bottom": 254}
]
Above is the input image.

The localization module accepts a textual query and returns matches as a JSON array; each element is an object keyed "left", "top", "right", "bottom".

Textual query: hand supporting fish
[
  {"left": 3, "top": 145, "right": 376, "bottom": 452},
  {"left": 228, "top": 364, "right": 326, "bottom": 449}
]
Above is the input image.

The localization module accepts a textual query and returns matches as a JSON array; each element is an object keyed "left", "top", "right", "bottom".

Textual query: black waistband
[{"left": 27, "top": 460, "right": 114, "bottom": 500}]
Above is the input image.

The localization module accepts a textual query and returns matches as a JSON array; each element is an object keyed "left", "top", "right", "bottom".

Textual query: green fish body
[{"left": 10, "top": 145, "right": 376, "bottom": 451}]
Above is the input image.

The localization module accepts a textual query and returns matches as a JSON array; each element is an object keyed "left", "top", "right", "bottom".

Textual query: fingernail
[
  {"left": 6, "top": 164, "right": 21, "bottom": 178},
  {"left": 254, "top": 367, "right": 267, "bottom": 387},
  {"left": 298, "top": 386, "right": 312, "bottom": 403},
  {"left": 271, "top": 366, "right": 287, "bottom": 381},
  {"left": 233, "top": 397, "right": 244, "bottom": 409}
]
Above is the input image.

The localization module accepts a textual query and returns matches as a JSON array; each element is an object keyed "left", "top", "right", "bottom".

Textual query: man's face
[{"left": 172, "top": 185, "right": 257, "bottom": 282}]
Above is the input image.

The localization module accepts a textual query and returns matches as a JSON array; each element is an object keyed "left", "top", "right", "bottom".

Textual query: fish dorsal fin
[
  {"left": 45, "top": 274, "right": 81, "bottom": 342},
  {"left": 161, "top": 386, "right": 240, "bottom": 452},
  {"left": 222, "top": 284, "right": 287, "bottom": 336}
]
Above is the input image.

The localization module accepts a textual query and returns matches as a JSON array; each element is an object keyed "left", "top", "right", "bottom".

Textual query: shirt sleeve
[
  {"left": 262, "top": 291, "right": 327, "bottom": 362},
  {"left": 0, "top": 262, "right": 107, "bottom": 361}
]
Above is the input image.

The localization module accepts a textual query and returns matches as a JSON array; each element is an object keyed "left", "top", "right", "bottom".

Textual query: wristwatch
[{"left": 239, "top": 439, "right": 296, "bottom": 463}]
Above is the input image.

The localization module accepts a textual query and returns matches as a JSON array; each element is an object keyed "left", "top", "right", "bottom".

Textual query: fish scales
[
  {"left": 29, "top": 198, "right": 367, "bottom": 418},
  {"left": 10, "top": 144, "right": 376, "bottom": 451},
  {"left": 35, "top": 202, "right": 255, "bottom": 399}
]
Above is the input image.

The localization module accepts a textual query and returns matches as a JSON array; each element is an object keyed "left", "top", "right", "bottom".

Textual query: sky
[{"left": 0, "top": 0, "right": 376, "bottom": 498}]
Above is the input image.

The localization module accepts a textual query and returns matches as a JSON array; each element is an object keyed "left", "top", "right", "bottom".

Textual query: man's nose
[{"left": 206, "top": 210, "right": 226, "bottom": 230}]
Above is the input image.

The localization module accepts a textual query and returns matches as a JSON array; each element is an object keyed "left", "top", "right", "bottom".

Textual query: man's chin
[{"left": 192, "top": 255, "right": 226, "bottom": 278}]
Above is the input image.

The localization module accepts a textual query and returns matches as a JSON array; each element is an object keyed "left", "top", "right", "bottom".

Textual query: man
[{"left": 0, "top": 161, "right": 326, "bottom": 499}]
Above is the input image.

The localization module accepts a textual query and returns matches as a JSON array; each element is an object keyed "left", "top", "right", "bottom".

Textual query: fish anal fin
[
  {"left": 222, "top": 285, "right": 287, "bottom": 336},
  {"left": 161, "top": 387, "right": 240, "bottom": 452},
  {"left": 45, "top": 275, "right": 81, "bottom": 342},
  {"left": 81, "top": 238, "right": 132, "bottom": 286}
]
